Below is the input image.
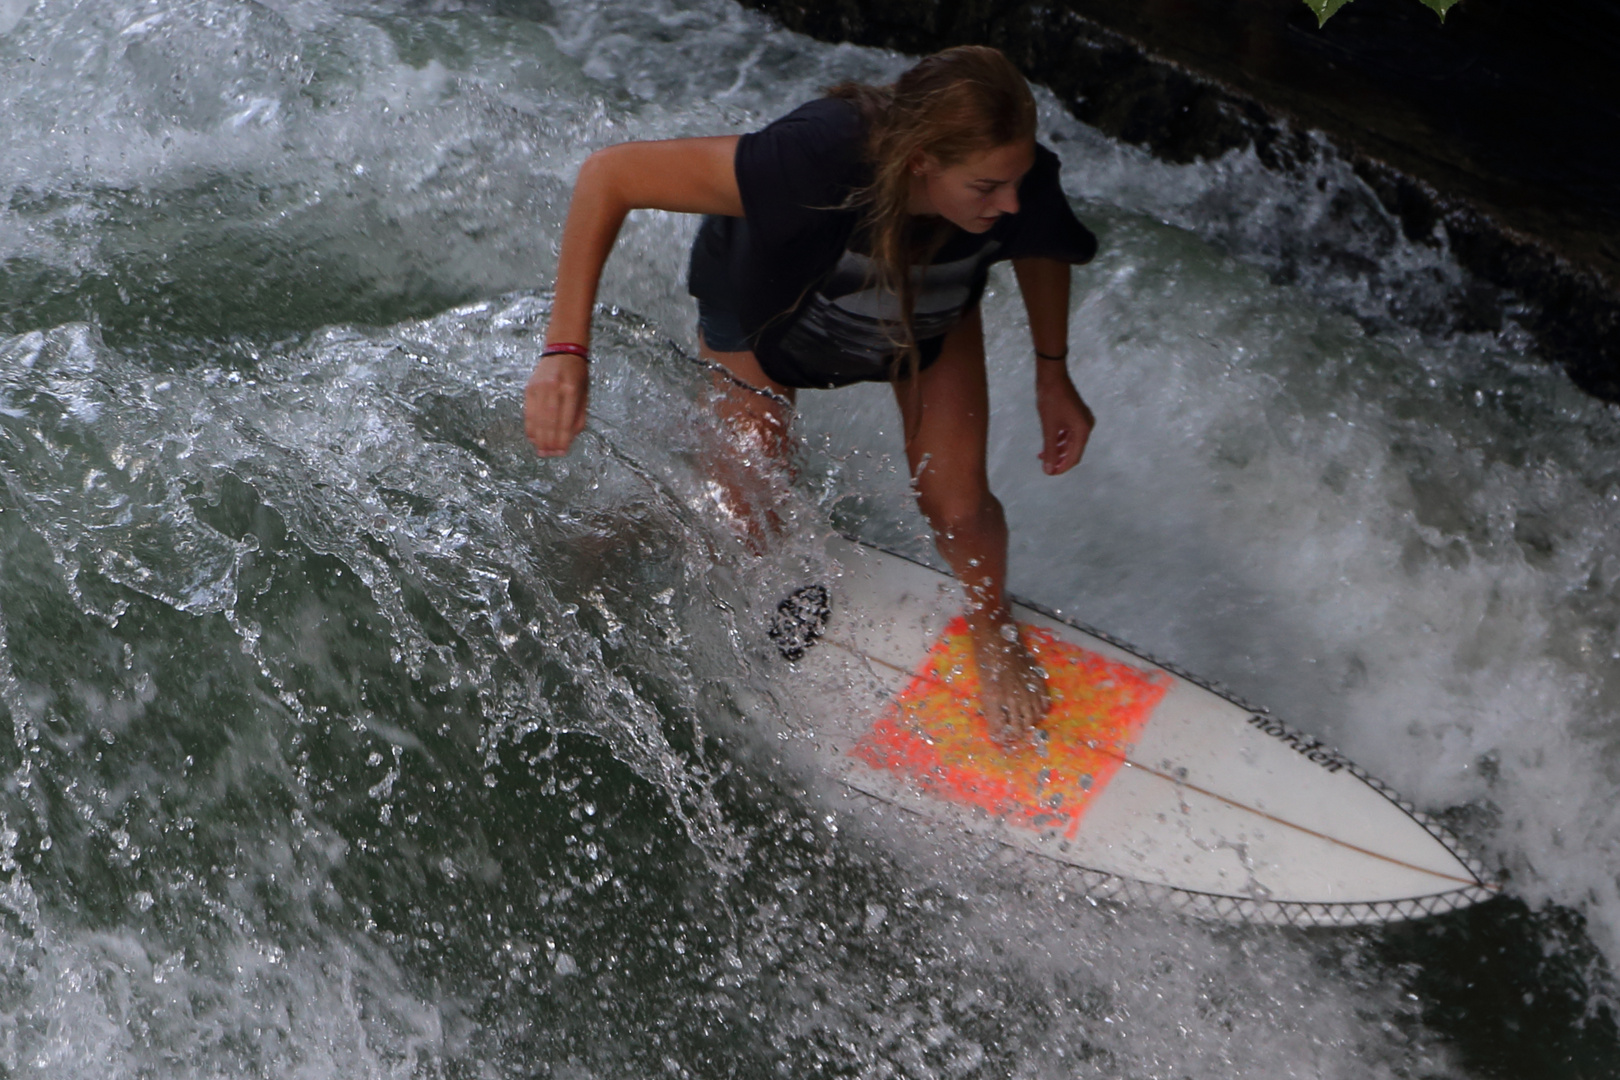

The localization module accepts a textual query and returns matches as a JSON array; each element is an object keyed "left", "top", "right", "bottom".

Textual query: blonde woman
[{"left": 525, "top": 46, "right": 1097, "bottom": 743}]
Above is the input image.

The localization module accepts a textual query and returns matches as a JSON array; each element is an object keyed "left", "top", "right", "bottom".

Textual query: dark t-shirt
[{"left": 687, "top": 97, "right": 1098, "bottom": 389}]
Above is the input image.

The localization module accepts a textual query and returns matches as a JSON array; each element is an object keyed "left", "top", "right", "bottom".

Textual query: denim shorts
[
  {"left": 695, "top": 296, "right": 948, "bottom": 389},
  {"left": 695, "top": 298, "right": 751, "bottom": 353}
]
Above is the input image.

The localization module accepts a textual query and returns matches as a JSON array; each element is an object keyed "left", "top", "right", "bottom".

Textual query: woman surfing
[{"left": 523, "top": 46, "right": 1098, "bottom": 744}]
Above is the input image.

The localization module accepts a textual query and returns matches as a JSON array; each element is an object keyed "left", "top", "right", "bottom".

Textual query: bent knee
[{"left": 916, "top": 489, "right": 1000, "bottom": 539}]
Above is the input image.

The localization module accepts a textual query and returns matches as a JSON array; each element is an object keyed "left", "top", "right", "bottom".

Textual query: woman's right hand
[
  {"left": 524, "top": 352, "right": 590, "bottom": 456},
  {"left": 523, "top": 136, "right": 742, "bottom": 459}
]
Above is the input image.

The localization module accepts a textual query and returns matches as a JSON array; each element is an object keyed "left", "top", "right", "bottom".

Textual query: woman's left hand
[{"left": 1035, "top": 361, "right": 1094, "bottom": 475}]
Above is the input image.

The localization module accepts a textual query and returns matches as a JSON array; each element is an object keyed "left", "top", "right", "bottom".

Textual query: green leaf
[
  {"left": 1300, "top": 0, "right": 1464, "bottom": 25},
  {"left": 1416, "top": 0, "right": 1463, "bottom": 20},
  {"left": 1300, "top": 0, "right": 1353, "bottom": 27}
]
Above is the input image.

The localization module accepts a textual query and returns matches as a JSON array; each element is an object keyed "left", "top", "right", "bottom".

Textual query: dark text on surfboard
[{"left": 1248, "top": 715, "right": 1347, "bottom": 773}]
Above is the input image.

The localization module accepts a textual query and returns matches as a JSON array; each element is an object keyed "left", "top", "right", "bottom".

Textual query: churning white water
[{"left": 0, "top": 0, "right": 1617, "bottom": 1075}]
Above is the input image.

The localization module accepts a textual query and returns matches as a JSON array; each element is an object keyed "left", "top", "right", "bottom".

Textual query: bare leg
[
  {"left": 696, "top": 333, "right": 797, "bottom": 543},
  {"left": 892, "top": 306, "right": 1050, "bottom": 743}
]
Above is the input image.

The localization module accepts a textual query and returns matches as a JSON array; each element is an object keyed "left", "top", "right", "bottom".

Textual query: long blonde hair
[{"left": 828, "top": 46, "right": 1037, "bottom": 391}]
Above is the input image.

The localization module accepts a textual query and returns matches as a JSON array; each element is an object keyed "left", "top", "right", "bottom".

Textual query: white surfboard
[{"left": 786, "top": 536, "right": 1498, "bottom": 927}]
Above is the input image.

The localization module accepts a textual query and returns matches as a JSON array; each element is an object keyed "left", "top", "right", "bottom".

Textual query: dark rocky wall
[{"left": 739, "top": 0, "right": 1620, "bottom": 401}]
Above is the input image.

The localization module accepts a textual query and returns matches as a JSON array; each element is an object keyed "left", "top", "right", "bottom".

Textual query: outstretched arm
[
  {"left": 1012, "top": 256, "right": 1093, "bottom": 476},
  {"left": 526, "top": 136, "right": 744, "bottom": 457}
]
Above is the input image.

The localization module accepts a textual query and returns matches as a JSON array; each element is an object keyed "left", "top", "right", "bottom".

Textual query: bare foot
[{"left": 968, "top": 618, "right": 1051, "bottom": 747}]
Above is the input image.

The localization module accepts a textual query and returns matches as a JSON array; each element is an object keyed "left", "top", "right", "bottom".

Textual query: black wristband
[{"left": 1035, "top": 347, "right": 1069, "bottom": 362}]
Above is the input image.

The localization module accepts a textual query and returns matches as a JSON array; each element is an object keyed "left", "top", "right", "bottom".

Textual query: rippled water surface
[{"left": 2, "top": 0, "right": 1620, "bottom": 1075}]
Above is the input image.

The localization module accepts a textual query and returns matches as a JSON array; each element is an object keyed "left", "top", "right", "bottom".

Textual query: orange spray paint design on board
[{"left": 850, "top": 617, "right": 1170, "bottom": 837}]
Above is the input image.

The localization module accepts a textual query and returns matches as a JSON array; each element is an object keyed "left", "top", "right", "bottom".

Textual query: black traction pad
[{"left": 770, "top": 584, "right": 830, "bottom": 661}]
